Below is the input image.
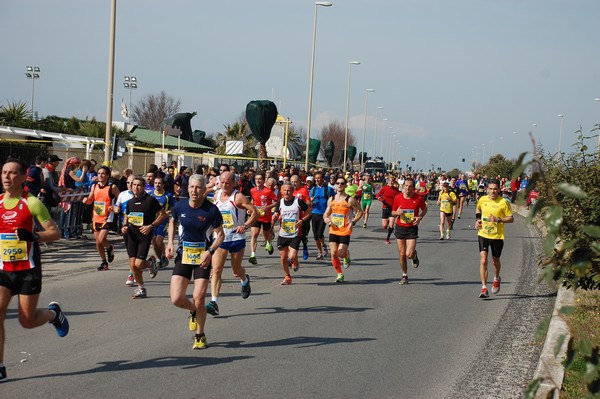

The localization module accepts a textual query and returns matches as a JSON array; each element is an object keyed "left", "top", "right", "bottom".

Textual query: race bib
[
  {"left": 363, "top": 193, "right": 371, "bottom": 200},
  {"left": 282, "top": 218, "right": 296, "bottom": 234},
  {"left": 440, "top": 199, "right": 452, "bottom": 213},
  {"left": 128, "top": 212, "right": 144, "bottom": 227},
  {"left": 93, "top": 201, "right": 106, "bottom": 216},
  {"left": 401, "top": 209, "right": 415, "bottom": 224},
  {"left": 1, "top": 233, "right": 28, "bottom": 262},
  {"left": 482, "top": 217, "right": 498, "bottom": 235},
  {"left": 221, "top": 209, "right": 234, "bottom": 228},
  {"left": 182, "top": 241, "right": 206, "bottom": 265},
  {"left": 331, "top": 213, "right": 345, "bottom": 228}
]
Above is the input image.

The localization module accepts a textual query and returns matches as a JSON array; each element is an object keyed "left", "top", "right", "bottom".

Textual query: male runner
[
  {"left": 0, "top": 158, "right": 68, "bottom": 382},
  {"left": 249, "top": 172, "right": 277, "bottom": 264},
  {"left": 475, "top": 178, "right": 514, "bottom": 299},
  {"left": 323, "top": 177, "right": 363, "bottom": 283},
  {"left": 391, "top": 177, "right": 428, "bottom": 285},
  {"left": 167, "top": 174, "right": 224, "bottom": 349},
  {"left": 272, "top": 182, "right": 311, "bottom": 285},
  {"left": 310, "top": 171, "right": 335, "bottom": 260},
  {"left": 291, "top": 174, "right": 312, "bottom": 260},
  {"left": 112, "top": 175, "right": 135, "bottom": 285},
  {"left": 207, "top": 172, "right": 257, "bottom": 316},
  {"left": 83, "top": 166, "right": 120, "bottom": 271},
  {"left": 121, "top": 177, "right": 166, "bottom": 298},
  {"left": 359, "top": 173, "right": 374, "bottom": 228},
  {"left": 151, "top": 175, "right": 174, "bottom": 268},
  {"left": 376, "top": 176, "right": 400, "bottom": 244}
]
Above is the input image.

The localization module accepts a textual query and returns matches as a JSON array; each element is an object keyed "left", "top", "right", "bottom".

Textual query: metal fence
[{"left": 49, "top": 191, "right": 91, "bottom": 239}]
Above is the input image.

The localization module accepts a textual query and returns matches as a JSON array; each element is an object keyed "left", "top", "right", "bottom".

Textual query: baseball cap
[
  {"left": 48, "top": 155, "right": 62, "bottom": 162},
  {"left": 306, "top": 176, "right": 314, "bottom": 181}
]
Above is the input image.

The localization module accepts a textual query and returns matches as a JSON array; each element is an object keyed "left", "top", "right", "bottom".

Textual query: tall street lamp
[
  {"left": 387, "top": 126, "right": 394, "bottom": 163},
  {"left": 360, "top": 88, "right": 375, "bottom": 170},
  {"left": 380, "top": 118, "right": 388, "bottom": 157},
  {"left": 25, "top": 66, "right": 41, "bottom": 119},
  {"left": 596, "top": 98, "right": 600, "bottom": 155},
  {"left": 557, "top": 114, "right": 564, "bottom": 156},
  {"left": 372, "top": 106, "right": 383, "bottom": 158},
  {"left": 304, "top": 1, "right": 333, "bottom": 171},
  {"left": 123, "top": 76, "right": 138, "bottom": 123},
  {"left": 343, "top": 61, "right": 360, "bottom": 173}
]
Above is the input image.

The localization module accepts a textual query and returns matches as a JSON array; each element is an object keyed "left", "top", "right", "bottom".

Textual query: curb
[{"left": 513, "top": 204, "right": 572, "bottom": 399}]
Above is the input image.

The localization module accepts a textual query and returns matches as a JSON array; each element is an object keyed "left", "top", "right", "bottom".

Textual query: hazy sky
[{"left": 2, "top": 0, "right": 599, "bottom": 171}]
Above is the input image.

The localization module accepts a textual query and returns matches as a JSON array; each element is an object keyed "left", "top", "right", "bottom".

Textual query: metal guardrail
[{"left": 49, "top": 191, "right": 91, "bottom": 239}]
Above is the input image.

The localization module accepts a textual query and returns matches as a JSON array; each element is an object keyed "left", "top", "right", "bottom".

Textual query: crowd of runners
[{"left": 0, "top": 156, "right": 522, "bottom": 380}]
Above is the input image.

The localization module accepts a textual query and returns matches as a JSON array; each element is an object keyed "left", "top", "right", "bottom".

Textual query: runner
[
  {"left": 375, "top": 176, "right": 400, "bottom": 244},
  {"left": 144, "top": 170, "right": 155, "bottom": 193},
  {"left": 248, "top": 172, "right": 277, "bottom": 265},
  {"left": 437, "top": 181, "right": 457, "bottom": 240},
  {"left": 151, "top": 175, "right": 174, "bottom": 269},
  {"left": 121, "top": 177, "right": 166, "bottom": 298},
  {"left": 323, "top": 177, "right": 363, "bottom": 283},
  {"left": 391, "top": 177, "right": 428, "bottom": 285},
  {"left": 310, "top": 171, "right": 335, "bottom": 260},
  {"left": 475, "top": 178, "right": 514, "bottom": 299},
  {"left": 291, "top": 174, "right": 312, "bottom": 260},
  {"left": 359, "top": 174, "right": 375, "bottom": 228},
  {"left": 0, "top": 157, "right": 69, "bottom": 382},
  {"left": 166, "top": 174, "right": 224, "bottom": 349},
  {"left": 272, "top": 182, "right": 311, "bottom": 285},
  {"left": 456, "top": 173, "right": 468, "bottom": 218},
  {"left": 82, "top": 166, "right": 120, "bottom": 271},
  {"left": 467, "top": 175, "right": 478, "bottom": 205},
  {"left": 112, "top": 175, "right": 135, "bottom": 285},
  {"left": 207, "top": 171, "right": 257, "bottom": 316}
]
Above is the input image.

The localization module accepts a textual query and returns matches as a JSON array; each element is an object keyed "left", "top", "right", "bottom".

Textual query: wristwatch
[{"left": 208, "top": 247, "right": 216, "bottom": 255}]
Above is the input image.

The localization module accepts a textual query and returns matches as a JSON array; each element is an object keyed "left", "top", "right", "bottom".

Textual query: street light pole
[
  {"left": 343, "top": 61, "right": 360, "bottom": 173},
  {"left": 373, "top": 106, "right": 383, "bottom": 158},
  {"left": 304, "top": 1, "right": 333, "bottom": 171},
  {"left": 123, "top": 76, "right": 138, "bottom": 123},
  {"left": 25, "top": 66, "right": 41, "bottom": 120},
  {"left": 380, "top": 118, "right": 388, "bottom": 158},
  {"left": 103, "top": 0, "right": 117, "bottom": 166},
  {"left": 360, "top": 88, "right": 375, "bottom": 170},
  {"left": 557, "top": 114, "right": 564, "bottom": 156}
]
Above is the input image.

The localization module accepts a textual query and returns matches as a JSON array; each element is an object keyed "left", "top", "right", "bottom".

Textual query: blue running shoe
[
  {"left": 241, "top": 274, "right": 251, "bottom": 299},
  {"left": 206, "top": 300, "right": 219, "bottom": 316},
  {"left": 49, "top": 302, "right": 69, "bottom": 337},
  {"left": 302, "top": 247, "right": 309, "bottom": 260}
]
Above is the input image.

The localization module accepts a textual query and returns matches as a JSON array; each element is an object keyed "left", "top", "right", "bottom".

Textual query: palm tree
[{"left": 0, "top": 100, "right": 32, "bottom": 127}]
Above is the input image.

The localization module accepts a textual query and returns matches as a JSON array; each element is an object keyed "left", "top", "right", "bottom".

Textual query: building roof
[{"left": 132, "top": 128, "right": 213, "bottom": 152}]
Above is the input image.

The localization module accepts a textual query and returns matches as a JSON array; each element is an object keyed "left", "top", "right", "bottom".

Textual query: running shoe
[
  {"left": 193, "top": 334, "right": 207, "bottom": 350},
  {"left": 189, "top": 310, "right": 197, "bottom": 331},
  {"left": 160, "top": 256, "right": 169, "bottom": 269},
  {"left": 316, "top": 253, "right": 324, "bottom": 260},
  {"left": 48, "top": 302, "right": 69, "bottom": 337},
  {"left": 147, "top": 256, "right": 158, "bottom": 279},
  {"left": 265, "top": 242, "right": 274, "bottom": 255},
  {"left": 492, "top": 276, "right": 501, "bottom": 294},
  {"left": 336, "top": 273, "right": 345, "bottom": 283},
  {"left": 206, "top": 300, "right": 219, "bottom": 316},
  {"left": 302, "top": 247, "right": 309, "bottom": 260},
  {"left": 241, "top": 274, "right": 251, "bottom": 299},
  {"left": 479, "top": 287, "right": 489, "bottom": 299},
  {"left": 249, "top": 255, "right": 257, "bottom": 265},
  {"left": 385, "top": 238, "right": 390, "bottom": 245},
  {"left": 0, "top": 365, "right": 6, "bottom": 383},
  {"left": 399, "top": 275, "right": 409, "bottom": 285},
  {"left": 343, "top": 257, "right": 351, "bottom": 269},
  {"left": 132, "top": 287, "right": 147, "bottom": 299},
  {"left": 458, "top": 213, "right": 461, "bottom": 219},
  {"left": 106, "top": 245, "right": 115, "bottom": 263},
  {"left": 125, "top": 274, "right": 134, "bottom": 286},
  {"left": 446, "top": 231, "right": 451, "bottom": 240},
  {"left": 281, "top": 275, "right": 292, "bottom": 285},
  {"left": 412, "top": 251, "right": 420, "bottom": 268},
  {"left": 97, "top": 260, "right": 109, "bottom": 271},
  {"left": 292, "top": 261, "right": 299, "bottom": 273},
  {"left": 323, "top": 249, "right": 329, "bottom": 258},
  {"left": 363, "top": 222, "right": 367, "bottom": 228},
  {"left": 440, "top": 236, "right": 444, "bottom": 240}
]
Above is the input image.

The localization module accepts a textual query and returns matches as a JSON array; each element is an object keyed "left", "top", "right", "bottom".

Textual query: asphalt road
[{"left": 1, "top": 200, "right": 555, "bottom": 399}]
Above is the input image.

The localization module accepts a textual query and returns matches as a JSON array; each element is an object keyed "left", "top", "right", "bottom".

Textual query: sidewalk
[{"left": 513, "top": 204, "right": 571, "bottom": 399}]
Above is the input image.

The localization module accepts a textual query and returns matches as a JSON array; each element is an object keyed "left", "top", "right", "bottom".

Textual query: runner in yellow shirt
[
  {"left": 437, "top": 182, "right": 457, "bottom": 240},
  {"left": 475, "top": 179, "right": 514, "bottom": 299}
]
